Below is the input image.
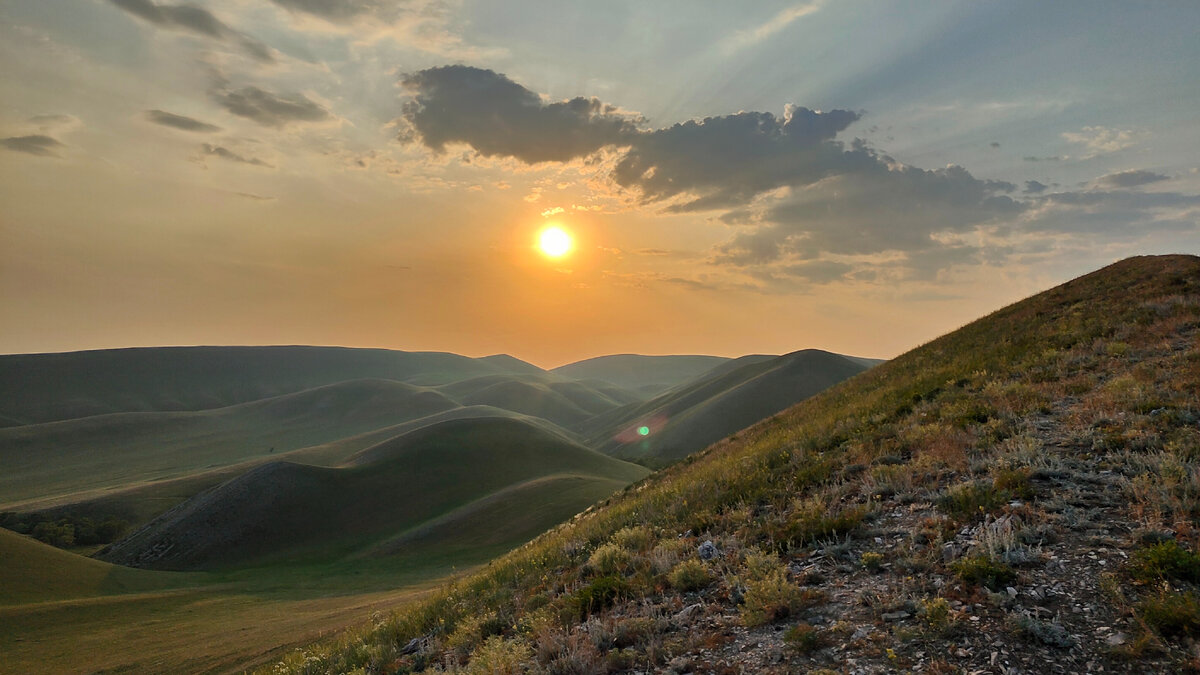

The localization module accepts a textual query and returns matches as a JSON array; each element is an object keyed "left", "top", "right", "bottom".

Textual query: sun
[{"left": 538, "top": 226, "right": 573, "bottom": 258}]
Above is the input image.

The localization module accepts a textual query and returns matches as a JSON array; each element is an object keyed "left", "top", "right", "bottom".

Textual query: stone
[{"left": 698, "top": 540, "right": 718, "bottom": 560}]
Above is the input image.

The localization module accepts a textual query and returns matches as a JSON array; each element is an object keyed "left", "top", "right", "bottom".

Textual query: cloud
[
  {"left": 28, "top": 114, "right": 82, "bottom": 133},
  {"left": 399, "top": 65, "right": 641, "bottom": 163},
  {"left": 1062, "top": 125, "right": 1140, "bottom": 158},
  {"left": 721, "top": 1, "right": 823, "bottom": 54},
  {"left": 1096, "top": 169, "right": 1169, "bottom": 188},
  {"left": 145, "top": 109, "right": 221, "bottom": 132},
  {"left": 1024, "top": 180, "right": 1048, "bottom": 194},
  {"left": 210, "top": 85, "right": 330, "bottom": 127},
  {"left": 267, "top": 0, "right": 394, "bottom": 22},
  {"left": 107, "top": 0, "right": 274, "bottom": 63},
  {"left": 613, "top": 106, "right": 862, "bottom": 211},
  {"left": 1, "top": 135, "right": 64, "bottom": 157},
  {"left": 1023, "top": 155, "right": 1062, "bottom": 162},
  {"left": 200, "top": 143, "right": 273, "bottom": 167},
  {"left": 990, "top": 141, "right": 1000, "bottom": 148}
]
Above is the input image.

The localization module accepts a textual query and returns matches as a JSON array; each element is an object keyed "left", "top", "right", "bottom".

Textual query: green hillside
[
  {"left": 0, "top": 345, "right": 550, "bottom": 425},
  {"left": 0, "top": 378, "right": 460, "bottom": 505},
  {"left": 550, "top": 354, "right": 733, "bottom": 395},
  {"left": 263, "top": 255, "right": 1200, "bottom": 674},
  {"left": 100, "top": 417, "right": 649, "bottom": 570},
  {"left": 588, "top": 349, "right": 868, "bottom": 464}
]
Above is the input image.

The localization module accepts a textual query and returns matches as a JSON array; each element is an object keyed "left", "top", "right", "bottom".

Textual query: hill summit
[{"left": 264, "top": 255, "right": 1200, "bottom": 674}]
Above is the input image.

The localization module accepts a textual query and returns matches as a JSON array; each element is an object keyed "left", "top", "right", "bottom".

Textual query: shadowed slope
[
  {"left": 551, "top": 354, "right": 732, "bottom": 395},
  {"left": 99, "top": 417, "right": 649, "bottom": 571},
  {"left": 0, "top": 379, "right": 460, "bottom": 505},
  {"left": 589, "top": 349, "right": 868, "bottom": 464},
  {"left": 0, "top": 346, "right": 550, "bottom": 425}
]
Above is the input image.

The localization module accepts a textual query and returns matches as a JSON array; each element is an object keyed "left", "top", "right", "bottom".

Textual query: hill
[
  {"left": 587, "top": 349, "right": 869, "bottom": 464},
  {"left": 550, "top": 354, "right": 733, "bottom": 395},
  {"left": 99, "top": 416, "right": 649, "bottom": 570},
  {"left": 264, "top": 255, "right": 1200, "bottom": 674},
  {"left": 0, "top": 345, "right": 551, "bottom": 425}
]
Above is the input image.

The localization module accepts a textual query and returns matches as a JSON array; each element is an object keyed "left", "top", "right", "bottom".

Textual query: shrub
[
  {"left": 740, "top": 570, "right": 824, "bottom": 627},
  {"left": 668, "top": 559, "right": 711, "bottom": 592},
  {"left": 1138, "top": 591, "right": 1200, "bottom": 638},
  {"left": 951, "top": 555, "right": 1017, "bottom": 591},
  {"left": 572, "top": 576, "right": 630, "bottom": 619},
  {"left": 587, "top": 543, "right": 631, "bottom": 576},
  {"left": 611, "top": 526, "right": 653, "bottom": 552},
  {"left": 1011, "top": 613, "right": 1075, "bottom": 648},
  {"left": 1127, "top": 540, "right": 1200, "bottom": 583},
  {"left": 937, "top": 481, "right": 1009, "bottom": 519},
  {"left": 466, "top": 636, "right": 532, "bottom": 675},
  {"left": 783, "top": 623, "right": 824, "bottom": 654},
  {"left": 860, "top": 552, "right": 884, "bottom": 571}
]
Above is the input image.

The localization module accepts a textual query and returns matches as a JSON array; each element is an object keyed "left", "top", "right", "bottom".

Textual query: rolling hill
[
  {"left": 586, "top": 349, "right": 870, "bottom": 464},
  {"left": 550, "top": 354, "right": 733, "bottom": 395},
  {"left": 0, "top": 345, "right": 555, "bottom": 425},
  {"left": 264, "top": 255, "right": 1200, "bottom": 674},
  {"left": 100, "top": 416, "right": 649, "bottom": 571}
]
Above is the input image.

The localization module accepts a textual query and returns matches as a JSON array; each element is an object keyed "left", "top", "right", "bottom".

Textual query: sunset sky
[{"left": 2, "top": 1, "right": 1198, "bottom": 367}]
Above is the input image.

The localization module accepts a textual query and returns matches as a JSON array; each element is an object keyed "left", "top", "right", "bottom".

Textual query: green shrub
[
  {"left": 860, "top": 552, "right": 884, "bottom": 571},
  {"left": 572, "top": 576, "right": 630, "bottom": 619},
  {"left": 668, "top": 559, "right": 712, "bottom": 592},
  {"left": 937, "top": 481, "right": 1009, "bottom": 519},
  {"left": 1138, "top": 591, "right": 1200, "bottom": 637},
  {"left": 951, "top": 556, "right": 1016, "bottom": 590},
  {"left": 1127, "top": 540, "right": 1200, "bottom": 583},
  {"left": 611, "top": 526, "right": 653, "bottom": 552},
  {"left": 740, "top": 570, "right": 824, "bottom": 627},
  {"left": 465, "top": 636, "right": 532, "bottom": 674}
]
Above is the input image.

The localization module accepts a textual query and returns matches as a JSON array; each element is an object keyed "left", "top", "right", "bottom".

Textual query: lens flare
[{"left": 538, "top": 226, "right": 573, "bottom": 258}]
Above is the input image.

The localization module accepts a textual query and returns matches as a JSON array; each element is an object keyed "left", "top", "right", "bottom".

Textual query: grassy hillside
[
  {"left": 0, "top": 345, "right": 550, "bottom": 425},
  {"left": 263, "top": 255, "right": 1200, "bottom": 674},
  {"left": 0, "top": 378, "right": 461, "bottom": 505},
  {"left": 588, "top": 349, "right": 868, "bottom": 465},
  {"left": 551, "top": 354, "right": 732, "bottom": 395},
  {"left": 100, "top": 417, "right": 649, "bottom": 570}
]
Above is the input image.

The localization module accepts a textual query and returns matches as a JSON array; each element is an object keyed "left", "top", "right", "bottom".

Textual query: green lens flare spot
[{"left": 637, "top": 426, "right": 650, "bottom": 436}]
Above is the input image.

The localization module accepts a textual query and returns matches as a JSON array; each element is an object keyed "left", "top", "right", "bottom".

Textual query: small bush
[
  {"left": 1138, "top": 591, "right": 1200, "bottom": 637},
  {"left": 740, "top": 570, "right": 824, "bottom": 627},
  {"left": 993, "top": 467, "right": 1035, "bottom": 501},
  {"left": 860, "top": 551, "right": 884, "bottom": 571},
  {"left": 918, "top": 597, "right": 951, "bottom": 630},
  {"left": 1127, "top": 540, "right": 1200, "bottom": 583},
  {"left": 951, "top": 555, "right": 1017, "bottom": 590},
  {"left": 572, "top": 576, "right": 630, "bottom": 619},
  {"left": 466, "top": 636, "right": 532, "bottom": 675},
  {"left": 783, "top": 623, "right": 825, "bottom": 654},
  {"left": 668, "top": 559, "right": 712, "bottom": 592},
  {"left": 587, "top": 543, "right": 631, "bottom": 576},
  {"left": 1011, "top": 613, "right": 1076, "bottom": 648},
  {"left": 611, "top": 526, "right": 653, "bottom": 552}
]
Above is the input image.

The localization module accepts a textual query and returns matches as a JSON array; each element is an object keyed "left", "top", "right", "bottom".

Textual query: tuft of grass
[
  {"left": 1011, "top": 613, "right": 1076, "bottom": 648},
  {"left": 937, "top": 481, "right": 1009, "bottom": 519},
  {"left": 951, "top": 555, "right": 1017, "bottom": 591},
  {"left": 572, "top": 576, "right": 630, "bottom": 620},
  {"left": 860, "top": 552, "right": 884, "bottom": 571},
  {"left": 587, "top": 542, "right": 631, "bottom": 576}
]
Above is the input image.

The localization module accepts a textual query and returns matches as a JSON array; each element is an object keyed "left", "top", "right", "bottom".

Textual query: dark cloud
[
  {"left": 613, "top": 107, "right": 863, "bottom": 211},
  {"left": 201, "top": 143, "right": 273, "bottom": 167},
  {"left": 778, "top": 260, "right": 852, "bottom": 283},
  {"left": 210, "top": 85, "right": 329, "bottom": 127},
  {"left": 145, "top": 109, "right": 221, "bottom": 132},
  {"left": 267, "top": 0, "right": 392, "bottom": 22},
  {"left": 1097, "top": 169, "right": 1170, "bottom": 188},
  {"left": 1, "top": 135, "right": 64, "bottom": 157},
  {"left": 1024, "top": 180, "right": 1048, "bottom": 194},
  {"left": 990, "top": 141, "right": 1000, "bottom": 148},
  {"left": 1023, "top": 189, "right": 1200, "bottom": 234},
  {"left": 1023, "top": 155, "right": 1062, "bottom": 162},
  {"left": 107, "top": 0, "right": 273, "bottom": 63},
  {"left": 399, "top": 65, "right": 641, "bottom": 163}
]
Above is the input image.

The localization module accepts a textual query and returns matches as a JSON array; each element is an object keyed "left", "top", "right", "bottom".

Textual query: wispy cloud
[
  {"left": 106, "top": 0, "right": 274, "bottom": 63},
  {"left": 145, "top": 109, "right": 221, "bottom": 132},
  {"left": 1, "top": 135, "right": 64, "bottom": 157},
  {"left": 200, "top": 143, "right": 273, "bottom": 167},
  {"left": 720, "top": 1, "right": 823, "bottom": 55},
  {"left": 1062, "top": 125, "right": 1141, "bottom": 158}
]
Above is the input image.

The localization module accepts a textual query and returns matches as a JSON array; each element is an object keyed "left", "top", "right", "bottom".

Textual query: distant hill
[
  {"left": 267, "top": 255, "right": 1200, "bottom": 674},
  {"left": 587, "top": 349, "right": 868, "bottom": 464},
  {"left": 551, "top": 354, "right": 733, "bottom": 395},
  {"left": 0, "top": 345, "right": 552, "bottom": 425},
  {"left": 99, "top": 417, "right": 649, "bottom": 571}
]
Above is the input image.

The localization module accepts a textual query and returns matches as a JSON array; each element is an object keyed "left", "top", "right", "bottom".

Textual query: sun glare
[{"left": 538, "top": 226, "right": 573, "bottom": 258}]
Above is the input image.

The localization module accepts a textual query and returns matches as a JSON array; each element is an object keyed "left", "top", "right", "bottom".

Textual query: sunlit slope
[
  {"left": 99, "top": 417, "right": 649, "bottom": 571},
  {"left": 588, "top": 349, "right": 868, "bottom": 464},
  {"left": 261, "top": 255, "right": 1200, "bottom": 673},
  {"left": 0, "top": 378, "right": 460, "bottom": 505},
  {"left": 550, "top": 354, "right": 732, "bottom": 395},
  {"left": 0, "top": 528, "right": 182, "bottom": 605},
  {"left": 0, "top": 345, "right": 552, "bottom": 425}
]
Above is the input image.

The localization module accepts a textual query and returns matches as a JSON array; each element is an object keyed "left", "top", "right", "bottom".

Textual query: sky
[{"left": 1, "top": 0, "right": 1198, "bottom": 367}]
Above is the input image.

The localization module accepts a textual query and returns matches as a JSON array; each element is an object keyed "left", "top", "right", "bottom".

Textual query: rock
[
  {"left": 881, "top": 610, "right": 910, "bottom": 621},
  {"left": 674, "top": 603, "right": 703, "bottom": 623},
  {"left": 698, "top": 540, "right": 718, "bottom": 560},
  {"left": 1105, "top": 632, "right": 1127, "bottom": 646}
]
